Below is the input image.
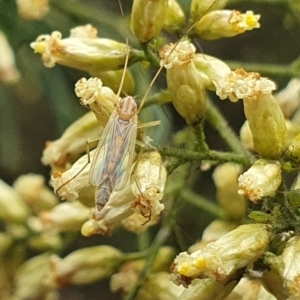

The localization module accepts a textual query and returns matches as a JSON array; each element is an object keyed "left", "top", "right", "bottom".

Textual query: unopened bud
[
  {"left": 42, "top": 112, "right": 102, "bottom": 170},
  {"left": 39, "top": 201, "right": 90, "bottom": 233},
  {"left": 130, "top": 0, "right": 168, "bottom": 43},
  {"left": 171, "top": 224, "right": 272, "bottom": 286},
  {"left": 0, "top": 30, "right": 20, "bottom": 84},
  {"left": 160, "top": 41, "right": 206, "bottom": 126},
  {"left": 163, "top": 0, "right": 185, "bottom": 33},
  {"left": 13, "top": 173, "right": 58, "bottom": 213},
  {"left": 12, "top": 253, "right": 54, "bottom": 300},
  {"left": 194, "top": 10, "right": 260, "bottom": 40},
  {"left": 212, "top": 163, "right": 246, "bottom": 220},
  {"left": 51, "top": 245, "right": 123, "bottom": 286},
  {"left": 16, "top": 0, "right": 49, "bottom": 20},
  {"left": 282, "top": 236, "right": 300, "bottom": 300},
  {"left": 30, "top": 29, "right": 131, "bottom": 72},
  {"left": 0, "top": 180, "right": 29, "bottom": 224},
  {"left": 238, "top": 159, "right": 281, "bottom": 203},
  {"left": 130, "top": 151, "right": 167, "bottom": 220},
  {"left": 75, "top": 77, "right": 117, "bottom": 126},
  {"left": 190, "top": 0, "right": 228, "bottom": 23}
]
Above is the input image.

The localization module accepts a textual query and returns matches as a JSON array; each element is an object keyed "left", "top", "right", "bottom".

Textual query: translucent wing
[
  {"left": 112, "top": 118, "right": 137, "bottom": 191},
  {"left": 89, "top": 112, "right": 137, "bottom": 191},
  {"left": 89, "top": 113, "right": 118, "bottom": 187}
]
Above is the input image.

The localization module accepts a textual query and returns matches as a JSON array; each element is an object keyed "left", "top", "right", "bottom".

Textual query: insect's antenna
[
  {"left": 137, "top": 1, "right": 216, "bottom": 114},
  {"left": 116, "top": 0, "right": 130, "bottom": 100}
]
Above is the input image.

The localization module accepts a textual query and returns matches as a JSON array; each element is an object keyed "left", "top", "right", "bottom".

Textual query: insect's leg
[
  {"left": 56, "top": 137, "right": 100, "bottom": 195},
  {"left": 137, "top": 120, "right": 161, "bottom": 130}
]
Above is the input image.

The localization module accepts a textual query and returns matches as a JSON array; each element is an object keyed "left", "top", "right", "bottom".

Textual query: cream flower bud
[
  {"left": 0, "top": 31, "right": 20, "bottom": 84},
  {"left": 0, "top": 180, "right": 29, "bottom": 224},
  {"left": 218, "top": 69, "right": 286, "bottom": 158},
  {"left": 12, "top": 253, "right": 55, "bottom": 300},
  {"left": 136, "top": 272, "right": 184, "bottom": 300},
  {"left": 171, "top": 224, "right": 272, "bottom": 286},
  {"left": 130, "top": 0, "right": 168, "bottom": 43},
  {"left": 190, "top": 0, "right": 228, "bottom": 22},
  {"left": 42, "top": 111, "right": 102, "bottom": 170},
  {"left": 212, "top": 163, "right": 246, "bottom": 221},
  {"left": 16, "top": 0, "right": 49, "bottom": 20},
  {"left": 13, "top": 174, "right": 58, "bottom": 213},
  {"left": 160, "top": 41, "right": 206, "bottom": 126},
  {"left": 121, "top": 213, "right": 159, "bottom": 233},
  {"left": 238, "top": 159, "right": 281, "bottom": 203},
  {"left": 30, "top": 30, "right": 131, "bottom": 72},
  {"left": 260, "top": 252, "right": 289, "bottom": 300},
  {"left": 39, "top": 201, "right": 90, "bottom": 233},
  {"left": 130, "top": 151, "right": 167, "bottom": 220},
  {"left": 282, "top": 236, "right": 300, "bottom": 300},
  {"left": 74, "top": 77, "right": 117, "bottom": 126},
  {"left": 51, "top": 246, "right": 123, "bottom": 286},
  {"left": 194, "top": 53, "right": 231, "bottom": 91},
  {"left": 275, "top": 78, "right": 300, "bottom": 118},
  {"left": 82, "top": 182, "right": 134, "bottom": 236},
  {"left": 163, "top": 0, "right": 185, "bottom": 33},
  {"left": 194, "top": 10, "right": 260, "bottom": 40},
  {"left": 179, "top": 278, "right": 238, "bottom": 300},
  {"left": 244, "top": 93, "right": 287, "bottom": 158}
]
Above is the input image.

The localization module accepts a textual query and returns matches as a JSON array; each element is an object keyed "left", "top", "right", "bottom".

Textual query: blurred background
[{"left": 0, "top": 0, "right": 300, "bottom": 299}]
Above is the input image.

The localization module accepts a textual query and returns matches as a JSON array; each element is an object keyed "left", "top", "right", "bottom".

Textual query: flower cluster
[{"left": 2, "top": 0, "right": 300, "bottom": 299}]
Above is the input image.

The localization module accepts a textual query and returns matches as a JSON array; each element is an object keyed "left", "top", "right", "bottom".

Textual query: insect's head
[{"left": 117, "top": 96, "right": 137, "bottom": 120}]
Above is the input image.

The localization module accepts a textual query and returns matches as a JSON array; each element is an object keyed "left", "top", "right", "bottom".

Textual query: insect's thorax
[{"left": 117, "top": 96, "right": 137, "bottom": 121}]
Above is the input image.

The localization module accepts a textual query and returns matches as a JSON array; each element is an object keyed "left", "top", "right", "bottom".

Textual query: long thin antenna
[{"left": 116, "top": 0, "right": 129, "bottom": 99}]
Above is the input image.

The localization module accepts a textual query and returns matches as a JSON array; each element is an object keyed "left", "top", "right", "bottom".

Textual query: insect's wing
[
  {"left": 89, "top": 114, "right": 117, "bottom": 187},
  {"left": 112, "top": 119, "right": 137, "bottom": 191}
]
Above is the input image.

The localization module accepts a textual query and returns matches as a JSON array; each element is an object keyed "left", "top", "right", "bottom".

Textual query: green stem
[
  {"left": 181, "top": 190, "right": 223, "bottom": 218},
  {"left": 206, "top": 98, "right": 251, "bottom": 160},
  {"left": 193, "top": 122, "right": 209, "bottom": 153},
  {"left": 159, "top": 147, "right": 250, "bottom": 166}
]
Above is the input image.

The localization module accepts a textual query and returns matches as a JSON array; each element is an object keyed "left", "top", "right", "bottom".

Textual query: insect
[{"left": 89, "top": 95, "right": 138, "bottom": 213}]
